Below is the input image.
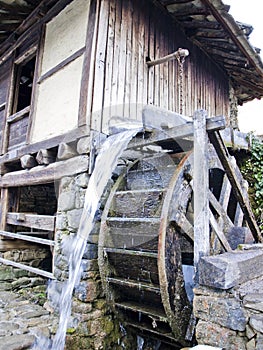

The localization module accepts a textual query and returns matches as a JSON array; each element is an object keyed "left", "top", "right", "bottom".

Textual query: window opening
[{"left": 13, "top": 56, "right": 36, "bottom": 113}]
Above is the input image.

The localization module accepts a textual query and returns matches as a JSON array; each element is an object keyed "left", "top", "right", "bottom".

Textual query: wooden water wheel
[{"left": 98, "top": 120, "right": 259, "bottom": 348}]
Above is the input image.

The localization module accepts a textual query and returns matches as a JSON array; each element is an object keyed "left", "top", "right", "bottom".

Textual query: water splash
[{"left": 44, "top": 125, "right": 142, "bottom": 350}]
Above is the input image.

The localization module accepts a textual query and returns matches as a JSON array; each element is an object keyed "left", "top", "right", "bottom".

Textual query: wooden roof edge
[{"left": 201, "top": 0, "right": 263, "bottom": 79}]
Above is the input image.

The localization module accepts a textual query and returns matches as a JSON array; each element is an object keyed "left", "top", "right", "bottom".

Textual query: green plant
[{"left": 241, "top": 135, "right": 263, "bottom": 231}]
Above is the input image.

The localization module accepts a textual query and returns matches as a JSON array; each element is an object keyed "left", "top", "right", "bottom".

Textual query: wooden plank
[
  {"left": 107, "top": 277, "right": 160, "bottom": 294},
  {"left": 102, "top": 0, "right": 116, "bottom": 131},
  {"left": 209, "top": 209, "right": 232, "bottom": 252},
  {"left": 110, "top": 0, "right": 121, "bottom": 118},
  {"left": 0, "top": 155, "right": 89, "bottom": 187},
  {"left": 0, "top": 230, "right": 55, "bottom": 246},
  {"left": 219, "top": 173, "right": 232, "bottom": 208},
  {"left": 104, "top": 247, "right": 157, "bottom": 258},
  {"left": 193, "top": 110, "right": 210, "bottom": 268},
  {"left": 147, "top": 4, "right": 155, "bottom": 105},
  {"left": 199, "top": 250, "right": 263, "bottom": 290},
  {"left": 0, "top": 188, "right": 8, "bottom": 232},
  {"left": 208, "top": 130, "right": 262, "bottom": 243},
  {"left": 130, "top": 0, "right": 139, "bottom": 119},
  {"left": 173, "top": 211, "right": 194, "bottom": 241},
  {"left": 6, "top": 212, "right": 55, "bottom": 231},
  {"left": 209, "top": 190, "right": 234, "bottom": 230},
  {"left": 79, "top": 0, "right": 99, "bottom": 127},
  {"left": 26, "top": 25, "right": 46, "bottom": 144},
  {"left": 7, "top": 105, "right": 30, "bottom": 124},
  {"left": 0, "top": 257, "right": 54, "bottom": 279},
  {"left": 91, "top": 0, "right": 109, "bottom": 131}
]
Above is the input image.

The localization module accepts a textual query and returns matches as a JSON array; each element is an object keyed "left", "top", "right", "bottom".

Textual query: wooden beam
[
  {"left": 173, "top": 211, "right": 194, "bottom": 241},
  {"left": 6, "top": 212, "right": 55, "bottom": 231},
  {"left": 0, "top": 125, "right": 89, "bottom": 165},
  {"left": 20, "top": 154, "right": 37, "bottom": 169},
  {"left": 208, "top": 130, "right": 262, "bottom": 242},
  {"left": 57, "top": 142, "right": 77, "bottom": 160},
  {"left": 193, "top": 110, "right": 210, "bottom": 269},
  {"left": 36, "top": 149, "right": 56, "bottom": 165},
  {"left": 0, "top": 155, "right": 89, "bottom": 187},
  {"left": 209, "top": 209, "right": 232, "bottom": 252},
  {"left": 128, "top": 115, "right": 226, "bottom": 149},
  {"left": 37, "top": 46, "right": 85, "bottom": 84},
  {"left": 78, "top": 0, "right": 98, "bottom": 127},
  {"left": 0, "top": 257, "right": 54, "bottom": 279},
  {"left": 209, "top": 190, "right": 234, "bottom": 231},
  {"left": 0, "top": 230, "right": 55, "bottom": 246}
]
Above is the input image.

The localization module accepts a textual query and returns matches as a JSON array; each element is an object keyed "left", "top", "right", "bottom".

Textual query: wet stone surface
[{"left": 0, "top": 291, "right": 58, "bottom": 350}]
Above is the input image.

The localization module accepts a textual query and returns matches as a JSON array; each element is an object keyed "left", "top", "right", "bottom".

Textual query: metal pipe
[{"left": 146, "top": 47, "right": 189, "bottom": 67}]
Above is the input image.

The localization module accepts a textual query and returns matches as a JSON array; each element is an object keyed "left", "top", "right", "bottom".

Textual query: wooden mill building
[{"left": 0, "top": 0, "right": 263, "bottom": 349}]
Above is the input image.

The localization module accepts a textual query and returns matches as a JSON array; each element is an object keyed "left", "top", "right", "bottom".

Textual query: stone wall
[
  {"left": 0, "top": 247, "right": 51, "bottom": 303},
  {"left": 49, "top": 136, "right": 132, "bottom": 350},
  {"left": 194, "top": 248, "right": 263, "bottom": 350}
]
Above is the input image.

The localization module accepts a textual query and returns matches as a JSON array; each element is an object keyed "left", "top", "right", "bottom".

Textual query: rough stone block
[
  {"left": 243, "top": 293, "right": 263, "bottom": 312},
  {"left": 246, "top": 338, "right": 256, "bottom": 350},
  {"left": 196, "top": 320, "right": 246, "bottom": 350},
  {"left": 58, "top": 191, "right": 76, "bottom": 211},
  {"left": 77, "top": 136, "right": 91, "bottom": 155},
  {"left": 55, "top": 214, "right": 68, "bottom": 230},
  {"left": 246, "top": 324, "right": 257, "bottom": 340},
  {"left": 59, "top": 176, "right": 74, "bottom": 191},
  {"left": 249, "top": 314, "right": 263, "bottom": 334},
  {"left": 74, "top": 281, "right": 100, "bottom": 302},
  {"left": 75, "top": 173, "right": 89, "bottom": 188},
  {"left": 194, "top": 295, "right": 246, "bottom": 331},
  {"left": 75, "top": 189, "right": 86, "bottom": 209},
  {"left": 67, "top": 209, "right": 83, "bottom": 230},
  {"left": 256, "top": 334, "right": 263, "bottom": 350},
  {"left": 82, "top": 244, "right": 98, "bottom": 260},
  {"left": 199, "top": 250, "right": 263, "bottom": 289}
]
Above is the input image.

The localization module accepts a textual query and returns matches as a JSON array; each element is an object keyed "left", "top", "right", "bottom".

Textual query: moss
[{"left": 66, "top": 327, "right": 76, "bottom": 334}]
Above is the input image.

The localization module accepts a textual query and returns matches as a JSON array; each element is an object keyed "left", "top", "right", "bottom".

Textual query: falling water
[{"left": 33, "top": 123, "right": 142, "bottom": 350}]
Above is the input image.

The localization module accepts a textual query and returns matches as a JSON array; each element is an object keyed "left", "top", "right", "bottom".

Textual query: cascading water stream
[
  {"left": 51, "top": 125, "right": 142, "bottom": 350},
  {"left": 32, "top": 123, "right": 142, "bottom": 350}
]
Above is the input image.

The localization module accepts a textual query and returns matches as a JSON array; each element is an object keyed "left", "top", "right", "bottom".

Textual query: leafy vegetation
[{"left": 240, "top": 135, "right": 263, "bottom": 231}]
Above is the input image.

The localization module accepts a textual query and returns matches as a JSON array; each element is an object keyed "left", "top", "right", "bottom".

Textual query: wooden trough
[{"left": 98, "top": 108, "right": 260, "bottom": 348}]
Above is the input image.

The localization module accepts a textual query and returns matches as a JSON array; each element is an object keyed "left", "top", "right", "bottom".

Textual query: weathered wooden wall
[
  {"left": 89, "top": 0, "right": 230, "bottom": 133},
  {"left": 0, "top": 0, "right": 230, "bottom": 154},
  {"left": 31, "top": 0, "right": 90, "bottom": 143}
]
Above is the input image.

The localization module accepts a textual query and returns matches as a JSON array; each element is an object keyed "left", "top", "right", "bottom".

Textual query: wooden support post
[
  {"left": 0, "top": 188, "right": 8, "bottom": 234},
  {"left": 193, "top": 110, "right": 210, "bottom": 278}
]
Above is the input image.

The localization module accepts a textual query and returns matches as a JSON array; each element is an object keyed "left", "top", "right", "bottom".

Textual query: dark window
[{"left": 13, "top": 56, "right": 36, "bottom": 113}]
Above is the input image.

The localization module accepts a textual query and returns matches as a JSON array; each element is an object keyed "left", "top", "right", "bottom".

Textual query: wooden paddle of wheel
[{"left": 98, "top": 140, "right": 256, "bottom": 347}]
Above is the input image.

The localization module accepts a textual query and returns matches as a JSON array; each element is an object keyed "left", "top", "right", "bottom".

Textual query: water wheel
[{"left": 98, "top": 131, "right": 255, "bottom": 348}]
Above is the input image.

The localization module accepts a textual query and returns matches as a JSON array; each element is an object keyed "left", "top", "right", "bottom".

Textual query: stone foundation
[
  {"left": 0, "top": 248, "right": 51, "bottom": 300},
  {"left": 50, "top": 168, "right": 132, "bottom": 350},
  {"left": 194, "top": 248, "right": 263, "bottom": 350}
]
